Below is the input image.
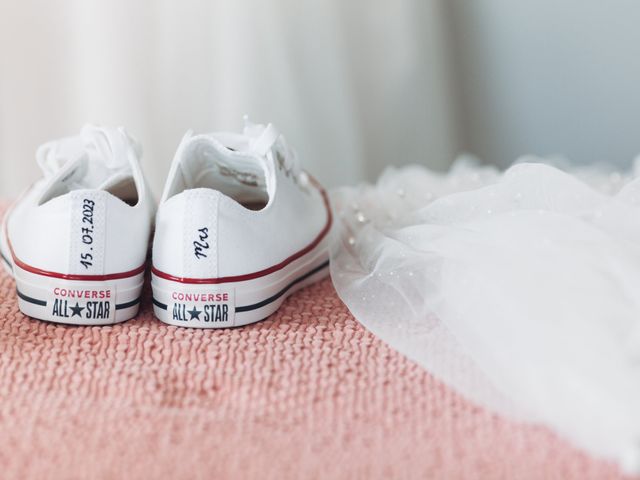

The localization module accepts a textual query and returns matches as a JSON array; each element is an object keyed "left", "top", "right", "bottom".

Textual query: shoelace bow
[{"left": 36, "top": 125, "right": 138, "bottom": 177}]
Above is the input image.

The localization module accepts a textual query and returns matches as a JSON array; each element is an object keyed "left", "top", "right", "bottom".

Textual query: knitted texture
[{"left": 0, "top": 203, "right": 628, "bottom": 479}]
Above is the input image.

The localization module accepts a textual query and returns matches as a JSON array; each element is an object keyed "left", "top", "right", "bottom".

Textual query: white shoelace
[
  {"left": 243, "top": 116, "right": 302, "bottom": 181},
  {"left": 36, "top": 125, "right": 139, "bottom": 178}
]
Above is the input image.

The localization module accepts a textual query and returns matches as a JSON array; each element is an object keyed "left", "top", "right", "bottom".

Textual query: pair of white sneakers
[{"left": 0, "top": 119, "right": 332, "bottom": 328}]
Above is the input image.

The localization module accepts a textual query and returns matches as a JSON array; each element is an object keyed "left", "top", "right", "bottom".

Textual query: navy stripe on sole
[
  {"left": 115, "top": 297, "right": 141, "bottom": 310},
  {"left": 152, "top": 260, "right": 330, "bottom": 314},
  {"left": 235, "top": 260, "right": 329, "bottom": 312},
  {"left": 16, "top": 289, "right": 47, "bottom": 306},
  {"left": 153, "top": 297, "right": 168, "bottom": 310}
]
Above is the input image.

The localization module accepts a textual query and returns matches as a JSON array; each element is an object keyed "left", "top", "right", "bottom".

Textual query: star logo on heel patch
[
  {"left": 188, "top": 306, "right": 202, "bottom": 320},
  {"left": 70, "top": 302, "right": 85, "bottom": 317}
]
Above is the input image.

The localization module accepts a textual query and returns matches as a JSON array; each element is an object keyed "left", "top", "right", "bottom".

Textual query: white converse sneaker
[
  {"left": 151, "top": 118, "right": 332, "bottom": 328},
  {"left": 0, "top": 126, "right": 155, "bottom": 325}
]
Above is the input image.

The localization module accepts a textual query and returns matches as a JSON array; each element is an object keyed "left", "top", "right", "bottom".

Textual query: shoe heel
[{"left": 12, "top": 263, "right": 144, "bottom": 326}]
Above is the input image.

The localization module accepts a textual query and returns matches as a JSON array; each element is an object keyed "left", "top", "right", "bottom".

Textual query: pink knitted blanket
[{"left": 0, "top": 203, "right": 626, "bottom": 479}]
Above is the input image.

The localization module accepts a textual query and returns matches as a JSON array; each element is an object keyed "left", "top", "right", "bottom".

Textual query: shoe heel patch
[
  {"left": 168, "top": 287, "right": 235, "bottom": 326},
  {"left": 47, "top": 284, "right": 116, "bottom": 322}
]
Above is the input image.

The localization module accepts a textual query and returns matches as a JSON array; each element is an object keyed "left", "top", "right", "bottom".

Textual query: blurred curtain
[{"left": 0, "top": 0, "right": 459, "bottom": 198}]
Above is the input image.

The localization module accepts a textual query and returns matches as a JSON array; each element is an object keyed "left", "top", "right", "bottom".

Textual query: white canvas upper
[
  {"left": 151, "top": 118, "right": 332, "bottom": 328},
  {"left": 3, "top": 125, "right": 154, "bottom": 275},
  {"left": 153, "top": 118, "right": 330, "bottom": 280},
  {"left": 0, "top": 125, "right": 155, "bottom": 325}
]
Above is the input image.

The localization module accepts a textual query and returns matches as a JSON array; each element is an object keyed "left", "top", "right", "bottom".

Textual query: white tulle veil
[{"left": 330, "top": 158, "right": 640, "bottom": 473}]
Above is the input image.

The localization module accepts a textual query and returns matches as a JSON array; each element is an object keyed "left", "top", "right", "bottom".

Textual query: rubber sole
[
  {"left": 0, "top": 223, "right": 144, "bottom": 326},
  {"left": 151, "top": 237, "right": 330, "bottom": 329}
]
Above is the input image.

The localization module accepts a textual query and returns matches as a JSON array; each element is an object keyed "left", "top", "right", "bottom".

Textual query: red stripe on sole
[
  {"left": 3, "top": 196, "right": 146, "bottom": 282},
  {"left": 10, "top": 253, "right": 146, "bottom": 281}
]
